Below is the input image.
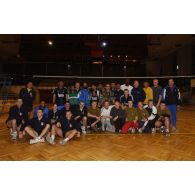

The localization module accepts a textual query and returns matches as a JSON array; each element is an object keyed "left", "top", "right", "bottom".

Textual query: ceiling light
[
  {"left": 101, "top": 41, "right": 107, "bottom": 47},
  {"left": 48, "top": 40, "right": 53, "bottom": 46}
]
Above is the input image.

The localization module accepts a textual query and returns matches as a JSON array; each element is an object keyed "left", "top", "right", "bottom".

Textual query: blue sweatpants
[{"left": 167, "top": 104, "right": 177, "bottom": 127}]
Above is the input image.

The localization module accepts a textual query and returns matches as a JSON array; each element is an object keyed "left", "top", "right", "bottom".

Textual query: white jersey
[
  {"left": 120, "top": 84, "right": 133, "bottom": 95},
  {"left": 101, "top": 105, "right": 114, "bottom": 121},
  {"left": 143, "top": 105, "right": 157, "bottom": 127}
]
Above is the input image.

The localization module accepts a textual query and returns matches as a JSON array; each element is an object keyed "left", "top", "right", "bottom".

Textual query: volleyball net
[
  {"left": 32, "top": 75, "right": 195, "bottom": 104},
  {"left": 1, "top": 74, "right": 195, "bottom": 110}
]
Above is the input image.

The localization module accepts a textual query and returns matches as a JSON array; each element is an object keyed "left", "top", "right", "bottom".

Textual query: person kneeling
[
  {"left": 74, "top": 101, "right": 88, "bottom": 134},
  {"left": 6, "top": 98, "right": 28, "bottom": 140},
  {"left": 24, "top": 109, "right": 50, "bottom": 144},
  {"left": 136, "top": 101, "right": 149, "bottom": 133},
  {"left": 110, "top": 100, "right": 126, "bottom": 133},
  {"left": 121, "top": 100, "right": 138, "bottom": 134},
  {"left": 155, "top": 102, "right": 171, "bottom": 135},
  {"left": 87, "top": 101, "right": 101, "bottom": 131},
  {"left": 100, "top": 100, "right": 114, "bottom": 132},
  {"left": 47, "top": 111, "right": 81, "bottom": 145},
  {"left": 143, "top": 100, "right": 158, "bottom": 133}
]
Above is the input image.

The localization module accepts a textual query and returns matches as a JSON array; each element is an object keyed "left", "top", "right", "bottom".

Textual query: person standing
[
  {"left": 68, "top": 85, "right": 79, "bottom": 115},
  {"left": 163, "top": 79, "right": 181, "bottom": 131},
  {"left": 97, "top": 83, "right": 103, "bottom": 106},
  {"left": 78, "top": 82, "right": 91, "bottom": 108},
  {"left": 19, "top": 81, "right": 36, "bottom": 113},
  {"left": 102, "top": 84, "right": 114, "bottom": 104},
  {"left": 143, "top": 81, "right": 153, "bottom": 105},
  {"left": 120, "top": 89, "right": 133, "bottom": 107},
  {"left": 152, "top": 79, "right": 162, "bottom": 107},
  {"left": 90, "top": 90, "right": 100, "bottom": 106},
  {"left": 131, "top": 80, "right": 146, "bottom": 107},
  {"left": 52, "top": 80, "right": 68, "bottom": 110},
  {"left": 75, "top": 82, "right": 81, "bottom": 94},
  {"left": 114, "top": 83, "right": 124, "bottom": 100},
  {"left": 111, "top": 82, "right": 116, "bottom": 93},
  {"left": 120, "top": 79, "right": 133, "bottom": 95}
]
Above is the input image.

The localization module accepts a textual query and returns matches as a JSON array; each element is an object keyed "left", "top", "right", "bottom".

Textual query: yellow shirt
[{"left": 143, "top": 87, "right": 153, "bottom": 105}]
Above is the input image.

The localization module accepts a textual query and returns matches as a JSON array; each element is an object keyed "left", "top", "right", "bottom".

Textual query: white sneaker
[
  {"left": 131, "top": 128, "right": 135, "bottom": 134},
  {"left": 81, "top": 126, "right": 87, "bottom": 134},
  {"left": 59, "top": 139, "right": 67, "bottom": 145},
  {"left": 29, "top": 137, "right": 45, "bottom": 144},
  {"left": 172, "top": 127, "right": 178, "bottom": 131},
  {"left": 38, "top": 137, "right": 45, "bottom": 143},
  {"left": 152, "top": 128, "right": 156, "bottom": 134},
  {"left": 138, "top": 128, "right": 143, "bottom": 134},
  {"left": 11, "top": 131, "right": 17, "bottom": 140},
  {"left": 46, "top": 136, "right": 55, "bottom": 145},
  {"left": 29, "top": 137, "right": 39, "bottom": 144}
]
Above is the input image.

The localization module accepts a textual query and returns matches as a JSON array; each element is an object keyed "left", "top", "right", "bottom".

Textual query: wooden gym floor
[{"left": 0, "top": 106, "right": 195, "bottom": 161}]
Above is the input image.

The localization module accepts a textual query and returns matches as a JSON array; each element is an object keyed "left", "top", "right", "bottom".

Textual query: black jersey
[
  {"left": 27, "top": 117, "right": 50, "bottom": 134},
  {"left": 52, "top": 87, "right": 68, "bottom": 106},
  {"left": 6, "top": 105, "right": 28, "bottom": 125},
  {"left": 74, "top": 106, "right": 88, "bottom": 118},
  {"left": 19, "top": 88, "right": 36, "bottom": 111},
  {"left": 58, "top": 117, "right": 81, "bottom": 133},
  {"left": 48, "top": 110, "right": 61, "bottom": 124}
]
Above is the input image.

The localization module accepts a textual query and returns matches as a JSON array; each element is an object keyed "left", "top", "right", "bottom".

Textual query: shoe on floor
[
  {"left": 59, "top": 139, "right": 67, "bottom": 145},
  {"left": 46, "top": 136, "right": 55, "bottom": 145},
  {"left": 172, "top": 127, "right": 178, "bottom": 131},
  {"left": 11, "top": 131, "right": 17, "bottom": 140}
]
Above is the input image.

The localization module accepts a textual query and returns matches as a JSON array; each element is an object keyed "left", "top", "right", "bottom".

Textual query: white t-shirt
[
  {"left": 101, "top": 105, "right": 114, "bottom": 121},
  {"left": 120, "top": 84, "right": 133, "bottom": 95}
]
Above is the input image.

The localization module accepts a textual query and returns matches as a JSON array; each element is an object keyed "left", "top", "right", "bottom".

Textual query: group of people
[{"left": 6, "top": 78, "right": 181, "bottom": 145}]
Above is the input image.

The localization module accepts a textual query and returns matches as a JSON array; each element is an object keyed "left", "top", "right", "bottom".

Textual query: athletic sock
[
  {"left": 51, "top": 135, "right": 55, "bottom": 140},
  {"left": 64, "top": 138, "right": 70, "bottom": 142}
]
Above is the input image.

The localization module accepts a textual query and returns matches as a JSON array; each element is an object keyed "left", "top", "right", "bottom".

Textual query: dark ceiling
[{"left": 19, "top": 34, "right": 148, "bottom": 62}]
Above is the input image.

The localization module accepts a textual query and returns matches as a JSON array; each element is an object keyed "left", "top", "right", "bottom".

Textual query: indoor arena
[{"left": 0, "top": 34, "right": 195, "bottom": 160}]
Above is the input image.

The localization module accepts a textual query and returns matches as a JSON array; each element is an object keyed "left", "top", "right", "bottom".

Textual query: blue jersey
[
  {"left": 33, "top": 105, "right": 49, "bottom": 118},
  {"left": 78, "top": 88, "right": 91, "bottom": 108}
]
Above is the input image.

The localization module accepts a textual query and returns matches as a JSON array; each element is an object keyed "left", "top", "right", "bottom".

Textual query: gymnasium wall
[{"left": 146, "top": 45, "right": 193, "bottom": 76}]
